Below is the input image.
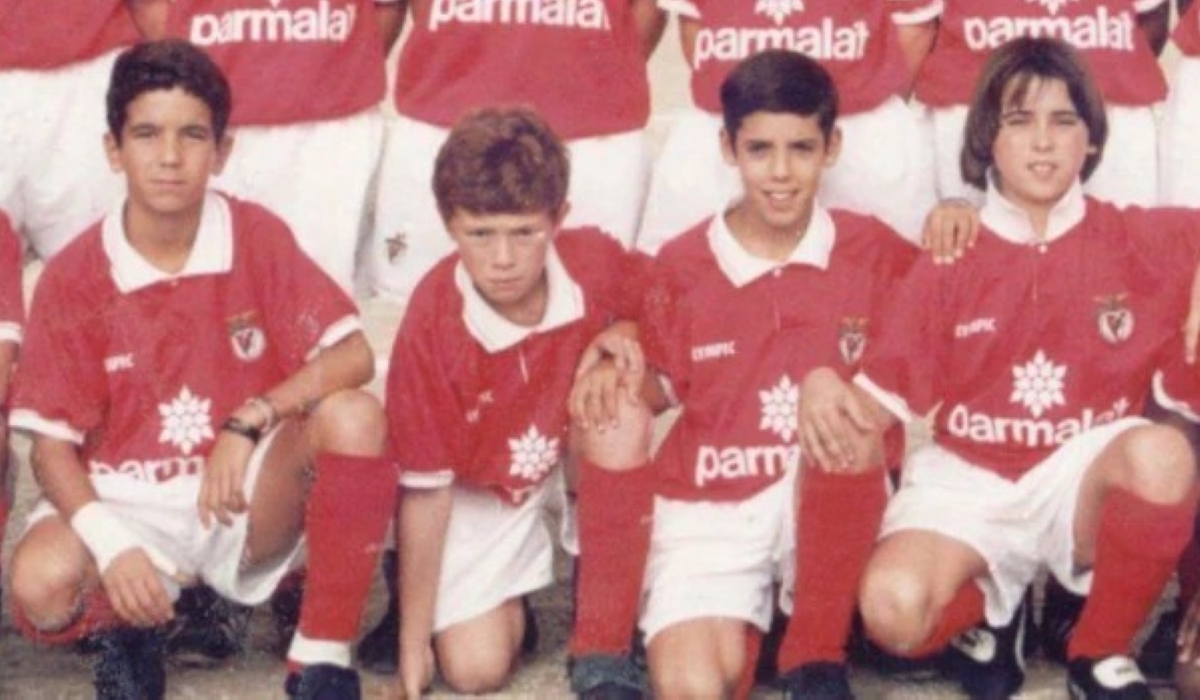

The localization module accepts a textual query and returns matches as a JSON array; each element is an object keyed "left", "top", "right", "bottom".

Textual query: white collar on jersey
[
  {"left": 981, "top": 173, "right": 1086, "bottom": 246},
  {"left": 455, "top": 244, "right": 585, "bottom": 353},
  {"left": 708, "top": 199, "right": 835, "bottom": 288},
  {"left": 103, "top": 191, "right": 233, "bottom": 294}
]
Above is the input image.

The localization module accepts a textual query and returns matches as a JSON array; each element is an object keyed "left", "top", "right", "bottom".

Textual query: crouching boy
[{"left": 7, "top": 40, "right": 394, "bottom": 700}]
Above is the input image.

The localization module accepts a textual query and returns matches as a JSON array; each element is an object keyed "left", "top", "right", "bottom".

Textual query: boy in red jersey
[
  {"left": 386, "top": 106, "right": 648, "bottom": 698},
  {"left": 572, "top": 49, "right": 917, "bottom": 699},
  {"left": 6, "top": 41, "right": 394, "bottom": 700},
  {"left": 0, "top": 211, "right": 22, "bottom": 583},
  {"left": 801, "top": 37, "right": 1200, "bottom": 699}
]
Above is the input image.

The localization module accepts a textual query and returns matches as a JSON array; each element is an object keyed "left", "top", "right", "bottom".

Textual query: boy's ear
[
  {"left": 824, "top": 125, "right": 843, "bottom": 167},
  {"left": 551, "top": 202, "right": 571, "bottom": 232},
  {"left": 103, "top": 132, "right": 124, "bottom": 173},
  {"left": 211, "top": 132, "right": 235, "bottom": 175},
  {"left": 719, "top": 127, "right": 736, "bottom": 166}
]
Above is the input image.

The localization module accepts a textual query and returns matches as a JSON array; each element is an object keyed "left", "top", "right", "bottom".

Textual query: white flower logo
[
  {"left": 1030, "top": 0, "right": 1078, "bottom": 15},
  {"left": 158, "top": 386, "right": 214, "bottom": 455},
  {"left": 755, "top": 0, "right": 804, "bottom": 25},
  {"left": 759, "top": 375, "right": 800, "bottom": 442},
  {"left": 1010, "top": 351, "right": 1067, "bottom": 418},
  {"left": 508, "top": 426, "right": 560, "bottom": 482}
]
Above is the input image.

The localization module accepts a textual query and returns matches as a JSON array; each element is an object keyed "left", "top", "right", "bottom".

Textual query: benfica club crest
[
  {"left": 1095, "top": 294, "right": 1134, "bottom": 345},
  {"left": 838, "top": 317, "right": 868, "bottom": 365},
  {"left": 227, "top": 311, "right": 267, "bottom": 362}
]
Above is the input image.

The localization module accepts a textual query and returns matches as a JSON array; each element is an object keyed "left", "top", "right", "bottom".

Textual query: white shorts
[
  {"left": 1160, "top": 57, "right": 1200, "bottom": 206},
  {"left": 26, "top": 429, "right": 304, "bottom": 606},
  {"left": 637, "top": 98, "right": 934, "bottom": 254},
  {"left": 212, "top": 107, "right": 385, "bottom": 293},
  {"left": 0, "top": 50, "right": 126, "bottom": 259},
  {"left": 433, "top": 476, "right": 571, "bottom": 632},
  {"left": 367, "top": 115, "right": 649, "bottom": 304},
  {"left": 881, "top": 417, "right": 1146, "bottom": 626},
  {"left": 925, "top": 103, "right": 1159, "bottom": 207},
  {"left": 639, "top": 469, "right": 797, "bottom": 643}
]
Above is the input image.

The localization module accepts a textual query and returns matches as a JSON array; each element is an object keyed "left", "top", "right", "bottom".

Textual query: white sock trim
[{"left": 287, "top": 633, "right": 352, "bottom": 668}]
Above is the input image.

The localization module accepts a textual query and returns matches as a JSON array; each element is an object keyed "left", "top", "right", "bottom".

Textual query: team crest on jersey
[
  {"left": 508, "top": 425, "right": 560, "bottom": 483},
  {"left": 838, "top": 317, "right": 868, "bottom": 365},
  {"left": 1095, "top": 294, "right": 1134, "bottom": 345},
  {"left": 1010, "top": 350, "right": 1067, "bottom": 418},
  {"left": 227, "top": 312, "right": 267, "bottom": 362},
  {"left": 756, "top": 0, "right": 804, "bottom": 25}
]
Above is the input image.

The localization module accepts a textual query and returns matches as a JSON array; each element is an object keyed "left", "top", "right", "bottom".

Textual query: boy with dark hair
[
  {"left": 801, "top": 37, "right": 1200, "bottom": 699},
  {"left": 7, "top": 40, "right": 394, "bottom": 700},
  {"left": 386, "top": 105, "right": 648, "bottom": 698},
  {"left": 572, "top": 49, "right": 916, "bottom": 698}
]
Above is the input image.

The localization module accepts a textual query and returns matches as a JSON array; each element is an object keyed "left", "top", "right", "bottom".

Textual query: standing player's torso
[
  {"left": 916, "top": 0, "right": 1166, "bottom": 107},
  {"left": 686, "top": 0, "right": 908, "bottom": 115},
  {"left": 0, "top": 1, "right": 138, "bottom": 70},
  {"left": 650, "top": 213, "right": 908, "bottom": 502},
  {"left": 167, "top": 0, "right": 387, "bottom": 126},
  {"left": 394, "top": 0, "right": 650, "bottom": 139}
]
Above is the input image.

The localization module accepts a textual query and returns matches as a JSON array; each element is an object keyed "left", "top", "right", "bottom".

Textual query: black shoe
[
  {"left": 521, "top": 596, "right": 539, "bottom": 655},
  {"left": 163, "top": 585, "right": 251, "bottom": 667},
  {"left": 940, "top": 599, "right": 1028, "bottom": 699},
  {"left": 271, "top": 572, "right": 306, "bottom": 657},
  {"left": 1135, "top": 607, "right": 1179, "bottom": 684},
  {"left": 781, "top": 662, "right": 854, "bottom": 700},
  {"left": 569, "top": 653, "right": 647, "bottom": 699},
  {"left": 285, "top": 663, "right": 362, "bottom": 700},
  {"left": 94, "top": 627, "right": 166, "bottom": 700},
  {"left": 1067, "top": 655, "right": 1152, "bottom": 699},
  {"left": 1042, "top": 577, "right": 1086, "bottom": 665},
  {"left": 357, "top": 551, "right": 397, "bottom": 673}
]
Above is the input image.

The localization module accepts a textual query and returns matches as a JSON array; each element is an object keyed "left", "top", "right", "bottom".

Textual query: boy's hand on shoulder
[
  {"left": 103, "top": 548, "right": 176, "bottom": 627},
  {"left": 922, "top": 198, "right": 980, "bottom": 265},
  {"left": 572, "top": 323, "right": 645, "bottom": 430},
  {"left": 799, "top": 368, "right": 878, "bottom": 473},
  {"left": 198, "top": 431, "right": 256, "bottom": 528}
]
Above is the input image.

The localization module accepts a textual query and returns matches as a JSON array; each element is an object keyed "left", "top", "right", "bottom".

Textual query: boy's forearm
[
  {"left": 399, "top": 485, "right": 453, "bottom": 649},
  {"left": 631, "top": 0, "right": 666, "bottom": 59},
  {"left": 376, "top": 0, "right": 407, "bottom": 53},
  {"left": 31, "top": 436, "right": 101, "bottom": 519},
  {"left": 238, "top": 332, "right": 374, "bottom": 427}
]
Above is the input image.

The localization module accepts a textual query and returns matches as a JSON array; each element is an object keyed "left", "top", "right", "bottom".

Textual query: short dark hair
[
  {"left": 961, "top": 37, "right": 1106, "bottom": 189},
  {"left": 107, "top": 40, "right": 232, "bottom": 144},
  {"left": 719, "top": 49, "right": 838, "bottom": 144},
  {"left": 433, "top": 106, "right": 570, "bottom": 223}
]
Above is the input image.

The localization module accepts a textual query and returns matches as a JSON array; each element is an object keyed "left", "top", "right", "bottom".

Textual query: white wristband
[{"left": 70, "top": 502, "right": 178, "bottom": 578}]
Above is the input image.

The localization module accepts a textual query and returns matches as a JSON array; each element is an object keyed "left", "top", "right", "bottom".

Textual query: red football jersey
[
  {"left": 1173, "top": 0, "right": 1200, "bottom": 56},
  {"left": 906, "top": 0, "right": 1167, "bottom": 107},
  {"left": 10, "top": 193, "right": 359, "bottom": 482},
  {"left": 672, "top": 0, "right": 911, "bottom": 116},
  {"left": 0, "top": 1, "right": 138, "bottom": 69},
  {"left": 393, "top": 0, "right": 650, "bottom": 139},
  {"left": 0, "top": 211, "right": 22, "bottom": 347},
  {"left": 645, "top": 208, "right": 916, "bottom": 503},
  {"left": 388, "top": 229, "right": 646, "bottom": 505},
  {"left": 164, "top": 0, "right": 388, "bottom": 126},
  {"left": 860, "top": 191, "right": 1200, "bottom": 481}
]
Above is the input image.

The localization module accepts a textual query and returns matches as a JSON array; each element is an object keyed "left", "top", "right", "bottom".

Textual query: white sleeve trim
[
  {"left": 1153, "top": 371, "right": 1200, "bottom": 423},
  {"left": 304, "top": 315, "right": 363, "bottom": 362},
  {"left": 891, "top": 0, "right": 943, "bottom": 25},
  {"left": 9, "top": 409, "right": 86, "bottom": 444},
  {"left": 400, "top": 469, "right": 456, "bottom": 489},
  {"left": 853, "top": 373, "right": 917, "bottom": 424},
  {"left": 658, "top": 0, "right": 700, "bottom": 19},
  {"left": 0, "top": 322, "right": 21, "bottom": 344},
  {"left": 1133, "top": 0, "right": 1167, "bottom": 13}
]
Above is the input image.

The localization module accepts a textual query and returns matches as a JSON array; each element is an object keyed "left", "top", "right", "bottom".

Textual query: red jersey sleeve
[
  {"left": 640, "top": 253, "right": 695, "bottom": 404},
  {"left": 385, "top": 279, "right": 466, "bottom": 489},
  {"left": 1153, "top": 331, "right": 1200, "bottom": 422},
  {"left": 236, "top": 202, "right": 361, "bottom": 375},
  {"left": 1123, "top": 207, "right": 1200, "bottom": 300},
  {"left": 10, "top": 238, "right": 111, "bottom": 443},
  {"left": 0, "top": 212, "right": 22, "bottom": 345}
]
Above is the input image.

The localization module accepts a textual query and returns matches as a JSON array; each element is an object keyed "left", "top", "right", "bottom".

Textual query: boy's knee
[
  {"left": 438, "top": 645, "right": 515, "bottom": 694},
  {"left": 651, "top": 658, "right": 733, "bottom": 700},
  {"left": 1123, "top": 424, "right": 1198, "bottom": 504},
  {"left": 10, "top": 545, "right": 88, "bottom": 628},
  {"left": 860, "top": 568, "right": 934, "bottom": 655},
  {"left": 308, "top": 389, "right": 386, "bottom": 455}
]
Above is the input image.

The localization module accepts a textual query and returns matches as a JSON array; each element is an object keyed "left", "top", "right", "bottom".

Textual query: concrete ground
[{"left": 1, "top": 13, "right": 1187, "bottom": 700}]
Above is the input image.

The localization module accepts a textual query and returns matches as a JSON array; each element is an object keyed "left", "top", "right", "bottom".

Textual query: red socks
[
  {"left": 297, "top": 452, "right": 395, "bottom": 645},
  {"left": 895, "top": 583, "right": 985, "bottom": 659},
  {"left": 14, "top": 588, "right": 120, "bottom": 645},
  {"left": 569, "top": 459, "right": 654, "bottom": 657},
  {"left": 779, "top": 467, "right": 887, "bottom": 669},
  {"left": 1069, "top": 488, "right": 1198, "bottom": 659}
]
